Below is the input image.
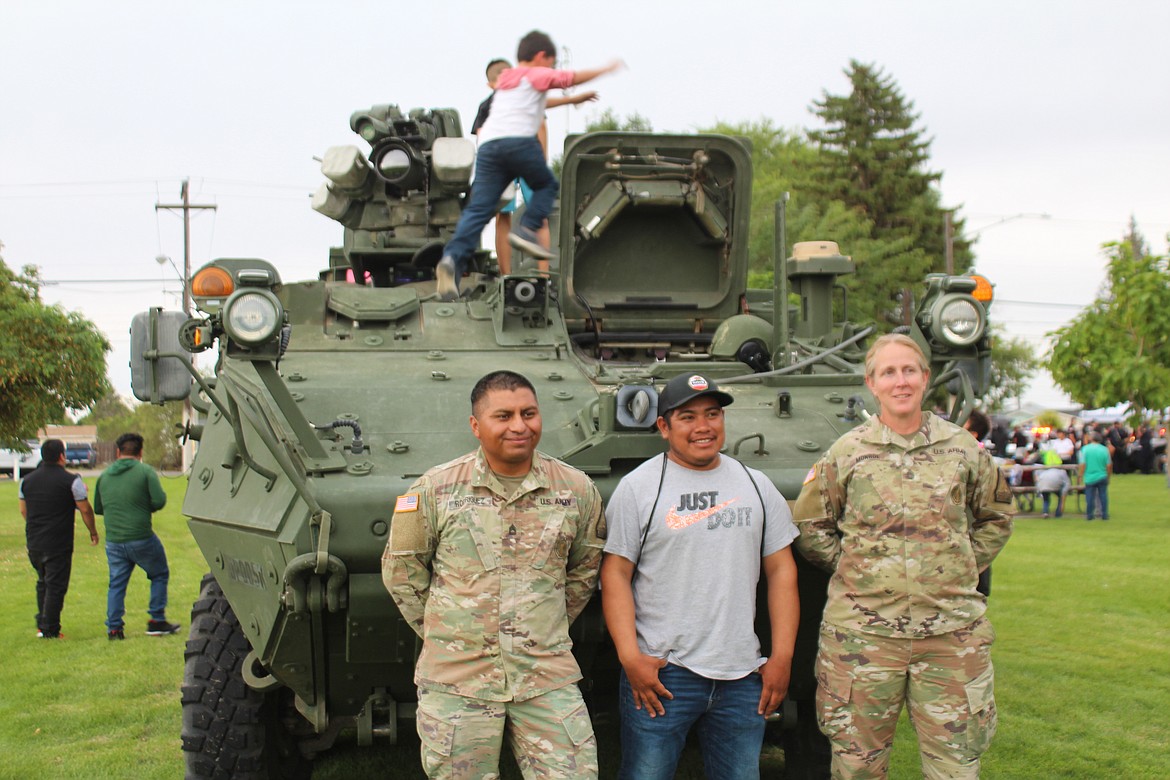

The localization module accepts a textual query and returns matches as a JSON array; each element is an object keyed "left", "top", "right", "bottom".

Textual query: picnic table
[{"left": 1009, "top": 463, "right": 1084, "bottom": 515}]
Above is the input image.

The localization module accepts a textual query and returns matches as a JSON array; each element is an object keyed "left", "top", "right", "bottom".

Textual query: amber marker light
[
  {"left": 969, "top": 274, "right": 994, "bottom": 304},
  {"left": 191, "top": 266, "right": 234, "bottom": 298}
]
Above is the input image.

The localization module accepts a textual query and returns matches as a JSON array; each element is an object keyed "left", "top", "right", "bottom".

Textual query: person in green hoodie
[{"left": 93, "top": 433, "right": 179, "bottom": 639}]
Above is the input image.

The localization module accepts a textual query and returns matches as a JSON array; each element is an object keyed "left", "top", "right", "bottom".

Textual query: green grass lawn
[{"left": 1, "top": 473, "right": 1168, "bottom": 778}]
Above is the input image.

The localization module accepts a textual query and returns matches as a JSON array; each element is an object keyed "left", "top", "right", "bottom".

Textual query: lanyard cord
[{"left": 632, "top": 455, "right": 770, "bottom": 577}]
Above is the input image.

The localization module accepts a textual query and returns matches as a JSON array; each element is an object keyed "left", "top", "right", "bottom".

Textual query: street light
[
  {"left": 969, "top": 212, "right": 1052, "bottom": 238},
  {"left": 947, "top": 212, "right": 1052, "bottom": 274}
]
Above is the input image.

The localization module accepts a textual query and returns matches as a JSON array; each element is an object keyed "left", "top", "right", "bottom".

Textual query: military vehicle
[{"left": 130, "top": 104, "right": 995, "bottom": 778}]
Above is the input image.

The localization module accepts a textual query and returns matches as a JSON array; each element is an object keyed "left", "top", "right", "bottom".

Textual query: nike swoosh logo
[{"left": 664, "top": 499, "right": 737, "bottom": 530}]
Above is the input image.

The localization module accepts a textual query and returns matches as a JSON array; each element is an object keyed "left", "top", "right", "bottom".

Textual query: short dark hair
[
  {"left": 517, "top": 30, "right": 555, "bottom": 63},
  {"left": 116, "top": 432, "right": 145, "bottom": 457},
  {"left": 470, "top": 371, "right": 537, "bottom": 415},
  {"left": 964, "top": 410, "right": 991, "bottom": 440},
  {"left": 41, "top": 439, "right": 65, "bottom": 463},
  {"left": 485, "top": 58, "right": 510, "bottom": 81}
]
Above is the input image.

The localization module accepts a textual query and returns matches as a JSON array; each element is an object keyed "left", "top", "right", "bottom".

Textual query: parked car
[
  {"left": 0, "top": 441, "right": 42, "bottom": 476},
  {"left": 65, "top": 442, "right": 97, "bottom": 468}
]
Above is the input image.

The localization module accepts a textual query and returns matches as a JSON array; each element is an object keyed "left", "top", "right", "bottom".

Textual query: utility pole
[
  {"left": 944, "top": 210, "right": 955, "bottom": 275},
  {"left": 156, "top": 179, "right": 217, "bottom": 314},
  {"left": 156, "top": 179, "right": 216, "bottom": 472}
]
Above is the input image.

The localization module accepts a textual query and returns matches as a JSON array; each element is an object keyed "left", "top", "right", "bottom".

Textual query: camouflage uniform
[
  {"left": 383, "top": 447, "right": 606, "bottom": 779},
  {"left": 792, "top": 412, "right": 1014, "bottom": 780}
]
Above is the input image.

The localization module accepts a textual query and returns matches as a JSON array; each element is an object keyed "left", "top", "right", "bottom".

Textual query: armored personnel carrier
[{"left": 130, "top": 104, "right": 996, "bottom": 778}]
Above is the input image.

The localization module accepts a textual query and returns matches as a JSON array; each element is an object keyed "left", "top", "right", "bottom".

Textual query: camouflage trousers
[
  {"left": 416, "top": 685, "right": 598, "bottom": 780},
  {"left": 814, "top": 618, "right": 997, "bottom": 780}
]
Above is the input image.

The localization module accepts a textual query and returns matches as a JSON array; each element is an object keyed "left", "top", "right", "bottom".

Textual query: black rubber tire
[
  {"left": 780, "top": 698, "right": 833, "bottom": 780},
  {"left": 181, "top": 573, "right": 312, "bottom": 780}
]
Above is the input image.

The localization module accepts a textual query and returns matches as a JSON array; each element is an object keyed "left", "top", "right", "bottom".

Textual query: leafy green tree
[
  {"left": 123, "top": 401, "right": 183, "bottom": 470},
  {"left": 701, "top": 119, "right": 814, "bottom": 271},
  {"left": 699, "top": 119, "right": 909, "bottom": 326},
  {"left": 1049, "top": 231, "right": 1170, "bottom": 414},
  {"left": 78, "top": 390, "right": 133, "bottom": 430},
  {"left": 0, "top": 250, "right": 110, "bottom": 449},
  {"left": 79, "top": 390, "right": 182, "bottom": 470},
  {"left": 1035, "top": 410, "right": 1064, "bottom": 431},
  {"left": 584, "top": 108, "right": 653, "bottom": 132},
  {"left": 553, "top": 110, "right": 654, "bottom": 177},
  {"left": 983, "top": 326, "right": 1040, "bottom": 412}
]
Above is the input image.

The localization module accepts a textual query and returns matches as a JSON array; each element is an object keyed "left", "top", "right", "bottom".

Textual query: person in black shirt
[{"left": 19, "top": 439, "right": 99, "bottom": 639}]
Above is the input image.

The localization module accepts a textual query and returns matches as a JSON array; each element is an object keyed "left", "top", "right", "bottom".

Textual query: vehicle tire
[
  {"left": 181, "top": 573, "right": 312, "bottom": 780},
  {"left": 780, "top": 698, "right": 832, "bottom": 779}
]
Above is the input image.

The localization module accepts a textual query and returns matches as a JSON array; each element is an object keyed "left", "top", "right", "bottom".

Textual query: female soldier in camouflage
[{"left": 792, "top": 334, "right": 1015, "bottom": 779}]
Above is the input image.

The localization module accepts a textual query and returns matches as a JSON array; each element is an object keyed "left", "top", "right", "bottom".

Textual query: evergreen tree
[{"left": 806, "top": 61, "right": 973, "bottom": 316}]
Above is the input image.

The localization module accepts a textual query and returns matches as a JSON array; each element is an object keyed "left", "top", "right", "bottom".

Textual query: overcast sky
[{"left": 2, "top": 0, "right": 1168, "bottom": 410}]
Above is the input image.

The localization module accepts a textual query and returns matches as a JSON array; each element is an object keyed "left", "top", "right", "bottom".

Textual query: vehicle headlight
[
  {"left": 931, "top": 294, "right": 985, "bottom": 346},
  {"left": 223, "top": 290, "right": 283, "bottom": 345}
]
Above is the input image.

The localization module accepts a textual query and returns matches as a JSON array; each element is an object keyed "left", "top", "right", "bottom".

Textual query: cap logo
[{"left": 687, "top": 375, "right": 709, "bottom": 391}]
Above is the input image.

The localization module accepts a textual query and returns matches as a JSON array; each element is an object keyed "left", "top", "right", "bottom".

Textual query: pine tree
[{"left": 805, "top": 60, "right": 974, "bottom": 327}]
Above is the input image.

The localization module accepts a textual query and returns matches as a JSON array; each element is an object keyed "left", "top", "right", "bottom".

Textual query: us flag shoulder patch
[
  {"left": 394, "top": 493, "right": 420, "bottom": 513},
  {"left": 803, "top": 466, "right": 817, "bottom": 485}
]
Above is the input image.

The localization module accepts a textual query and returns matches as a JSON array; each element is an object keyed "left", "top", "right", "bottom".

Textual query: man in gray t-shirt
[{"left": 600, "top": 373, "right": 799, "bottom": 779}]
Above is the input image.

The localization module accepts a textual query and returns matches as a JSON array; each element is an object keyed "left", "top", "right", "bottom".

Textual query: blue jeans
[
  {"left": 1040, "top": 491, "right": 1064, "bottom": 517},
  {"left": 443, "top": 136, "right": 558, "bottom": 275},
  {"left": 618, "top": 663, "right": 765, "bottom": 780},
  {"left": 1084, "top": 479, "right": 1109, "bottom": 519},
  {"left": 106, "top": 534, "right": 170, "bottom": 630}
]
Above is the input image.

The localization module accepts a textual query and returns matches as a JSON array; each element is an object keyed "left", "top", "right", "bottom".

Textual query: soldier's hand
[
  {"left": 624, "top": 653, "right": 671, "bottom": 717},
  {"left": 757, "top": 656, "right": 790, "bottom": 716}
]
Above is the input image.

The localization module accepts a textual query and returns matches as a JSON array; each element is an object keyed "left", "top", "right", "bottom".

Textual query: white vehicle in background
[{"left": 0, "top": 441, "right": 42, "bottom": 478}]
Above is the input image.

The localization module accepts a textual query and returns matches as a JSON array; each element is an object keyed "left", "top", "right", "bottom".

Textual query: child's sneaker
[
  {"left": 435, "top": 256, "right": 460, "bottom": 301},
  {"left": 36, "top": 630, "right": 63, "bottom": 639},
  {"left": 108, "top": 629, "right": 125, "bottom": 641},
  {"left": 508, "top": 227, "right": 554, "bottom": 260},
  {"left": 146, "top": 620, "right": 181, "bottom": 636}
]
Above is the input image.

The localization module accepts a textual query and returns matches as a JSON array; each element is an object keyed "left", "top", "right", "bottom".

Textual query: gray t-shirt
[{"left": 604, "top": 454, "right": 799, "bottom": 679}]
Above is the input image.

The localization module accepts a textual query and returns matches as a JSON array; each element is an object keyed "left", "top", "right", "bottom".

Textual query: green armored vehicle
[{"left": 130, "top": 104, "right": 995, "bottom": 778}]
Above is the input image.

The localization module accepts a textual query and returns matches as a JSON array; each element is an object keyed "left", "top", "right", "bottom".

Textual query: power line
[
  {"left": 995, "top": 299, "right": 1089, "bottom": 309},
  {"left": 41, "top": 278, "right": 173, "bottom": 284}
]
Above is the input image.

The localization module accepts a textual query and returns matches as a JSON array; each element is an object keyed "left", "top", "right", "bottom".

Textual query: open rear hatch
[{"left": 557, "top": 132, "right": 753, "bottom": 346}]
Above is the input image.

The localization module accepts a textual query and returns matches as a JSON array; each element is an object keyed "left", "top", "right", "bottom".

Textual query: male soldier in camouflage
[
  {"left": 792, "top": 334, "right": 1014, "bottom": 780},
  {"left": 382, "top": 370, "right": 606, "bottom": 779}
]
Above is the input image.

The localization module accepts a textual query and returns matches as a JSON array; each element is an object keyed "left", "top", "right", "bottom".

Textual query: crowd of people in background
[
  {"left": 967, "top": 416, "right": 1165, "bottom": 520},
  {"left": 986, "top": 419, "right": 1164, "bottom": 476}
]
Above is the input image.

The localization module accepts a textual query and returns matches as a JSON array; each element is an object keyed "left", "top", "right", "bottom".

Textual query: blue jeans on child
[
  {"left": 106, "top": 534, "right": 170, "bottom": 630},
  {"left": 618, "top": 663, "right": 766, "bottom": 780},
  {"left": 443, "top": 136, "right": 558, "bottom": 276},
  {"left": 1084, "top": 478, "right": 1110, "bottom": 520}
]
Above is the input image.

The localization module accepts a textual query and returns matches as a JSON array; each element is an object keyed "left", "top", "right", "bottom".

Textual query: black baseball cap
[{"left": 657, "top": 373, "right": 734, "bottom": 416}]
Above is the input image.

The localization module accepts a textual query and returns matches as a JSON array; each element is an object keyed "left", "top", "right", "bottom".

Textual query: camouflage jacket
[
  {"left": 382, "top": 447, "right": 606, "bottom": 702},
  {"left": 793, "top": 412, "right": 1014, "bottom": 638}
]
